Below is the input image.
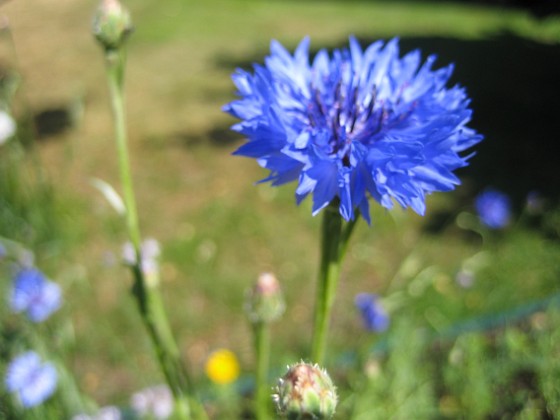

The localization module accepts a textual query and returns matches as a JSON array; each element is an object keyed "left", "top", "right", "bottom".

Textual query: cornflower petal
[
  {"left": 475, "top": 188, "right": 512, "bottom": 229},
  {"left": 5, "top": 351, "right": 58, "bottom": 407},
  {"left": 10, "top": 268, "right": 62, "bottom": 323},
  {"left": 355, "top": 293, "right": 389, "bottom": 332},
  {"left": 225, "top": 37, "right": 482, "bottom": 222}
]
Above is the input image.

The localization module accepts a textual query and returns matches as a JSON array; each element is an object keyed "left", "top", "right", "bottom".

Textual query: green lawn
[{"left": 2, "top": 0, "right": 560, "bottom": 417}]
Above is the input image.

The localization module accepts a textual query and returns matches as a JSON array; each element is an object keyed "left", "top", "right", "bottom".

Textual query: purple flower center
[{"left": 306, "top": 74, "right": 411, "bottom": 168}]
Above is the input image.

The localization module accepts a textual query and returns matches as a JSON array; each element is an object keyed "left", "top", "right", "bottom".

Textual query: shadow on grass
[
  {"left": 214, "top": 32, "right": 560, "bottom": 206},
  {"left": 394, "top": 33, "right": 560, "bottom": 205},
  {"left": 170, "top": 126, "right": 243, "bottom": 149},
  {"left": 404, "top": 0, "right": 560, "bottom": 18}
]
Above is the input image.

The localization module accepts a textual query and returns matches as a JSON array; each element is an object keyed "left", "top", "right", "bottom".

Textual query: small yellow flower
[{"left": 204, "top": 349, "right": 240, "bottom": 385}]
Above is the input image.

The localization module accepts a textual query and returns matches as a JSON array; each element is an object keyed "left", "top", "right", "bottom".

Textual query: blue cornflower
[
  {"left": 224, "top": 37, "right": 482, "bottom": 223},
  {"left": 355, "top": 293, "right": 389, "bottom": 332},
  {"left": 10, "top": 267, "right": 62, "bottom": 322},
  {"left": 475, "top": 188, "right": 511, "bottom": 229},
  {"left": 5, "top": 351, "right": 58, "bottom": 408}
]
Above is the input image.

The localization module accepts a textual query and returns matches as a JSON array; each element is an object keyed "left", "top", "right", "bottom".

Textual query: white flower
[
  {"left": 130, "top": 384, "right": 173, "bottom": 419},
  {"left": 0, "top": 110, "right": 16, "bottom": 145}
]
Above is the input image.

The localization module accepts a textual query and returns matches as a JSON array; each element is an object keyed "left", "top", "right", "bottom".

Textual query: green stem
[
  {"left": 254, "top": 321, "right": 271, "bottom": 420},
  {"left": 130, "top": 265, "right": 194, "bottom": 419},
  {"left": 310, "top": 202, "right": 361, "bottom": 364},
  {"left": 104, "top": 49, "right": 205, "bottom": 420},
  {"left": 106, "top": 50, "right": 140, "bottom": 249},
  {"left": 311, "top": 202, "right": 342, "bottom": 365},
  {"left": 340, "top": 214, "right": 360, "bottom": 260}
]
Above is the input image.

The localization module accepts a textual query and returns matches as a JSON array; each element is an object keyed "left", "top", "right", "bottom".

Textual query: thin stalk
[
  {"left": 310, "top": 202, "right": 360, "bottom": 364},
  {"left": 104, "top": 49, "right": 205, "bottom": 420},
  {"left": 340, "top": 213, "right": 360, "bottom": 260},
  {"left": 105, "top": 50, "right": 140, "bottom": 249},
  {"left": 253, "top": 321, "right": 271, "bottom": 420},
  {"left": 311, "top": 201, "right": 343, "bottom": 365},
  {"left": 129, "top": 265, "right": 193, "bottom": 419}
]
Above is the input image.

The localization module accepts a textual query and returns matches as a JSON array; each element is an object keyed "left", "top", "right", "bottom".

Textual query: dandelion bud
[
  {"left": 245, "top": 272, "right": 285, "bottom": 324},
  {"left": 273, "top": 362, "right": 338, "bottom": 419},
  {"left": 92, "top": 0, "right": 133, "bottom": 51}
]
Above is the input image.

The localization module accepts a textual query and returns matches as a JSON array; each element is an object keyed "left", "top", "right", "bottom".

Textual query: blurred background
[{"left": 1, "top": 0, "right": 560, "bottom": 417}]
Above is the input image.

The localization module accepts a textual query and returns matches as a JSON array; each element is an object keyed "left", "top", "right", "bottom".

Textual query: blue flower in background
[
  {"left": 10, "top": 268, "right": 62, "bottom": 322},
  {"left": 5, "top": 351, "right": 58, "bottom": 408},
  {"left": 224, "top": 37, "right": 482, "bottom": 222},
  {"left": 475, "top": 188, "right": 511, "bottom": 229},
  {"left": 355, "top": 293, "right": 389, "bottom": 332}
]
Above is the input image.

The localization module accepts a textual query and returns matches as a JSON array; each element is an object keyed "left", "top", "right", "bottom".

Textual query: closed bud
[
  {"left": 245, "top": 272, "right": 285, "bottom": 324},
  {"left": 273, "top": 362, "right": 338, "bottom": 419},
  {"left": 92, "top": 0, "right": 133, "bottom": 51}
]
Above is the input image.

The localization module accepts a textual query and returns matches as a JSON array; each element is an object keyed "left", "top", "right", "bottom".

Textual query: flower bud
[
  {"left": 92, "top": 0, "right": 133, "bottom": 51},
  {"left": 245, "top": 272, "right": 285, "bottom": 324},
  {"left": 273, "top": 362, "right": 338, "bottom": 419}
]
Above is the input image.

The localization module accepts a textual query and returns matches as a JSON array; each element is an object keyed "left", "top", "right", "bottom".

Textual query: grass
[{"left": 1, "top": 0, "right": 560, "bottom": 417}]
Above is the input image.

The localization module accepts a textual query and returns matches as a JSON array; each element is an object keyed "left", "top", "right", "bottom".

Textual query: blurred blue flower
[
  {"left": 10, "top": 268, "right": 62, "bottom": 322},
  {"left": 475, "top": 188, "right": 511, "bottom": 229},
  {"left": 5, "top": 351, "right": 58, "bottom": 408},
  {"left": 224, "top": 37, "right": 482, "bottom": 223},
  {"left": 355, "top": 293, "right": 389, "bottom": 332}
]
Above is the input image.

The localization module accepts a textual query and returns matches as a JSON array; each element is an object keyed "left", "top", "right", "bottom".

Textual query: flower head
[
  {"left": 273, "top": 362, "right": 338, "bottom": 419},
  {"left": 355, "top": 293, "right": 389, "bottom": 332},
  {"left": 5, "top": 351, "right": 58, "bottom": 408},
  {"left": 92, "top": 0, "right": 133, "bottom": 51},
  {"left": 204, "top": 349, "right": 240, "bottom": 385},
  {"left": 475, "top": 188, "right": 511, "bottom": 229},
  {"left": 224, "top": 37, "right": 482, "bottom": 223},
  {"left": 245, "top": 272, "right": 286, "bottom": 324},
  {"left": 10, "top": 268, "right": 62, "bottom": 322}
]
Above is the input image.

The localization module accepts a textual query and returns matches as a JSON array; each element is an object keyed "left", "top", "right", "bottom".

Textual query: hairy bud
[
  {"left": 92, "top": 0, "right": 133, "bottom": 51},
  {"left": 245, "top": 272, "right": 285, "bottom": 324},
  {"left": 273, "top": 362, "right": 338, "bottom": 419}
]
